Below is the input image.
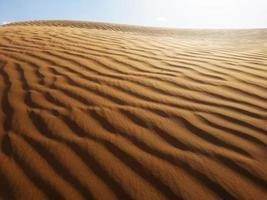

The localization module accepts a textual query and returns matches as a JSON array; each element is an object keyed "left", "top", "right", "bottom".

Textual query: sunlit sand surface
[{"left": 0, "top": 20, "right": 267, "bottom": 200}]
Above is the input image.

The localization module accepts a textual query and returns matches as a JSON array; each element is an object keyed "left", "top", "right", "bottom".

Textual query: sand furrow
[{"left": 0, "top": 21, "right": 267, "bottom": 200}]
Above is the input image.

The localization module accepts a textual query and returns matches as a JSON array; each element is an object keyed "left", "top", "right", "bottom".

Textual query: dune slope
[{"left": 0, "top": 21, "right": 267, "bottom": 200}]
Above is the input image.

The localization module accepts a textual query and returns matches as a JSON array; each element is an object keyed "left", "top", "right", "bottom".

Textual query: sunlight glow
[
  {"left": 0, "top": 0, "right": 266, "bottom": 28},
  {"left": 140, "top": 0, "right": 267, "bottom": 28}
]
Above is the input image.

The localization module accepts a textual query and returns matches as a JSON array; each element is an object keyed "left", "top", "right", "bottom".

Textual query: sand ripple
[{"left": 0, "top": 21, "right": 267, "bottom": 200}]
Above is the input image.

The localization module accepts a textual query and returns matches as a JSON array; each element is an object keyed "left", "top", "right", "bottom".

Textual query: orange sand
[{"left": 0, "top": 20, "right": 267, "bottom": 200}]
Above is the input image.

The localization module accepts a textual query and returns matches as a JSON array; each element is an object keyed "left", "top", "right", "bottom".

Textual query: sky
[{"left": 1, "top": 0, "right": 267, "bottom": 28}]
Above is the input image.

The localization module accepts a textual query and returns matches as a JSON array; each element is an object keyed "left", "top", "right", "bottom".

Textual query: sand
[{"left": 0, "top": 20, "right": 267, "bottom": 200}]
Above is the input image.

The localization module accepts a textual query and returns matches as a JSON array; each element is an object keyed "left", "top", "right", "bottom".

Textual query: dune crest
[{"left": 0, "top": 21, "right": 267, "bottom": 200}]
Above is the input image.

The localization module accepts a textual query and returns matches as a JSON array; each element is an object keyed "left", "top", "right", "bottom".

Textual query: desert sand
[{"left": 0, "top": 20, "right": 267, "bottom": 200}]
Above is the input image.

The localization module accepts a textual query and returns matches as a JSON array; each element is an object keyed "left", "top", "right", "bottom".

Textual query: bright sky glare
[{"left": 1, "top": 0, "right": 267, "bottom": 28}]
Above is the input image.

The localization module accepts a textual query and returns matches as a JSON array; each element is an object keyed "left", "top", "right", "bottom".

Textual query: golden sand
[{"left": 0, "top": 20, "right": 267, "bottom": 200}]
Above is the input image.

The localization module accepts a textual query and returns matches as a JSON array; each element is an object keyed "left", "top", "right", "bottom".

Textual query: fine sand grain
[{"left": 0, "top": 20, "right": 267, "bottom": 200}]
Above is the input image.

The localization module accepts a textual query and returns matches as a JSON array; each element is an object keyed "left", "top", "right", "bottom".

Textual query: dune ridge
[{"left": 0, "top": 20, "right": 267, "bottom": 200}]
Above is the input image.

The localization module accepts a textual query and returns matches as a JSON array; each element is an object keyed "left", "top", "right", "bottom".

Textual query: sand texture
[{"left": 0, "top": 20, "right": 267, "bottom": 200}]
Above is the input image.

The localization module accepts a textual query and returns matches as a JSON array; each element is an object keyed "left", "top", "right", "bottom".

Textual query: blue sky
[{"left": 1, "top": 0, "right": 267, "bottom": 28}]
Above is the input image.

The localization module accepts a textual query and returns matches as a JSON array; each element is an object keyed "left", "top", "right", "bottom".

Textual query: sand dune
[{"left": 0, "top": 20, "right": 267, "bottom": 200}]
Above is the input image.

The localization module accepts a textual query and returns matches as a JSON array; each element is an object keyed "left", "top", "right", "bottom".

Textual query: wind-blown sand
[{"left": 0, "top": 20, "right": 267, "bottom": 200}]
